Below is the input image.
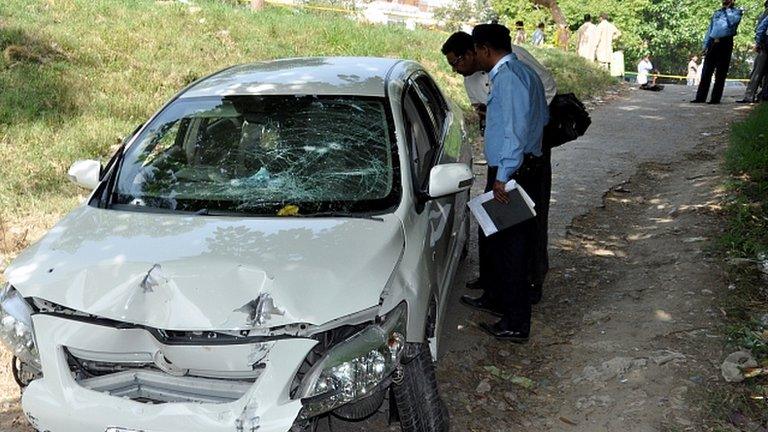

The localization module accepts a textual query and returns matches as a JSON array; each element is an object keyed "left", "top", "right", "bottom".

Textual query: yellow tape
[
  {"left": 262, "top": 2, "right": 751, "bottom": 81},
  {"left": 265, "top": 0, "right": 353, "bottom": 14},
  {"left": 625, "top": 71, "right": 749, "bottom": 82},
  {"left": 263, "top": 0, "right": 458, "bottom": 28}
]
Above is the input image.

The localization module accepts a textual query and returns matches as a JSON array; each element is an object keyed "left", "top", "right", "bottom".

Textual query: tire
[{"left": 392, "top": 344, "right": 449, "bottom": 432}]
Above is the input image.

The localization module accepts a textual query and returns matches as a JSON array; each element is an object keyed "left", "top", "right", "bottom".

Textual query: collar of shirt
[{"left": 489, "top": 53, "right": 519, "bottom": 81}]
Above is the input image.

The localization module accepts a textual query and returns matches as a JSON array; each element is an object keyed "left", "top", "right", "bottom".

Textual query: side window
[
  {"left": 413, "top": 75, "right": 448, "bottom": 138},
  {"left": 403, "top": 87, "right": 438, "bottom": 190}
]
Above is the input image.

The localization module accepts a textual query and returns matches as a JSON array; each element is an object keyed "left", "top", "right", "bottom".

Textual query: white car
[{"left": 1, "top": 57, "right": 473, "bottom": 432}]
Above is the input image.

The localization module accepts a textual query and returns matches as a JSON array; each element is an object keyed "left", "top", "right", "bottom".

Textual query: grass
[
  {"left": 710, "top": 103, "right": 768, "bottom": 429},
  {"left": 0, "top": 0, "right": 614, "bottom": 269}
]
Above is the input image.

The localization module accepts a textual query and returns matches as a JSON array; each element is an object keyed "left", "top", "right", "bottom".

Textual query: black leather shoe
[
  {"left": 736, "top": 99, "right": 753, "bottom": 103},
  {"left": 529, "top": 283, "right": 543, "bottom": 305},
  {"left": 707, "top": 100, "right": 720, "bottom": 104},
  {"left": 460, "top": 295, "right": 503, "bottom": 317},
  {"left": 479, "top": 321, "right": 529, "bottom": 343},
  {"left": 690, "top": 99, "right": 705, "bottom": 103},
  {"left": 465, "top": 278, "right": 484, "bottom": 290}
]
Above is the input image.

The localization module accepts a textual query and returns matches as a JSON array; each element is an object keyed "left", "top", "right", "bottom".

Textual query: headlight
[
  {"left": 297, "top": 302, "right": 407, "bottom": 418},
  {"left": 0, "top": 283, "right": 40, "bottom": 371}
]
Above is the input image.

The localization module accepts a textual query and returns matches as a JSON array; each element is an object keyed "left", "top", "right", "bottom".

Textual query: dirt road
[
  {"left": 437, "top": 84, "right": 748, "bottom": 431},
  {"left": 0, "top": 84, "right": 749, "bottom": 431}
]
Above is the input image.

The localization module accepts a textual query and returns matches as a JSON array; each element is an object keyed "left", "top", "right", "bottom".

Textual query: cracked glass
[{"left": 113, "top": 95, "right": 399, "bottom": 215}]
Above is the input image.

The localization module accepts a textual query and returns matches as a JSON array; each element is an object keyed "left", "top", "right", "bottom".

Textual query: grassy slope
[{"left": 0, "top": 0, "right": 613, "bottom": 255}]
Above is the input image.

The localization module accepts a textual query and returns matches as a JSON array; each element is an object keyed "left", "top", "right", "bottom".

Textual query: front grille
[
  {"left": 78, "top": 370, "right": 253, "bottom": 404},
  {"left": 66, "top": 348, "right": 259, "bottom": 404}
]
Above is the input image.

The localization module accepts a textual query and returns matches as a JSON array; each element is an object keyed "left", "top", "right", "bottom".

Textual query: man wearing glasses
[{"left": 441, "top": 29, "right": 556, "bottom": 319}]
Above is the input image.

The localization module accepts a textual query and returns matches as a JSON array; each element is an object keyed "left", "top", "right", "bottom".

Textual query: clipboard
[{"left": 467, "top": 179, "right": 536, "bottom": 237}]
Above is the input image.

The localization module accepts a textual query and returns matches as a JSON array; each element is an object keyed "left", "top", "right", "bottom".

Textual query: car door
[
  {"left": 410, "top": 75, "right": 469, "bottom": 271},
  {"left": 402, "top": 75, "right": 455, "bottom": 296}
]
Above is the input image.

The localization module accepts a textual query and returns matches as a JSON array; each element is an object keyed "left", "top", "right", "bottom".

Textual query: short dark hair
[
  {"left": 515, "top": 20, "right": 524, "bottom": 27},
  {"left": 472, "top": 24, "right": 512, "bottom": 53},
  {"left": 441, "top": 31, "right": 474, "bottom": 56},
  {"left": 584, "top": 14, "right": 592, "bottom": 22},
  {"left": 537, "top": 22, "right": 545, "bottom": 28}
]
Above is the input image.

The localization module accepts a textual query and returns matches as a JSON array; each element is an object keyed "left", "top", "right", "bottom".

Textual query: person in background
[
  {"left": 514, "top": 21, "right": 526, "bottom": 45},
  {"left": 692, "top": 0, "right": 743, "bottom": 104},
  {"left": 595, "top": 13, "right": 621, "bottom": 70},
  {"left": 555, "top": 23, "right": 571, "bottom": 51},
  {"left": 441, "top": 31, "right": 557, "bottom": 308},
  {"left": 637, "top": 54, "right": 654, "bottom": 86},
  {"left": 575, "top": 14, "right": 598, "bottom": 61},
  {"left": 687, "top": 55, "right": 699, "bottom": 85},
  {"left": 637, "top": 54, "right": 663, "bottom": 90},
  {"left": 532, "top": 22, "right": 546, "bottom": 46},
  {"left": 462, "top": 23, "right": 549, "bottom": 343},
  {"left": 737, "top": 2, "right": 768, "bottom": 103},
  {"left": 696, "top": 55, "right": 705, "bottom": 85}
]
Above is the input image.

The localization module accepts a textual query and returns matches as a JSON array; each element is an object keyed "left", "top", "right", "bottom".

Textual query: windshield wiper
[{"left": 295, "top": 212, "right": 385, "bottom": 221}]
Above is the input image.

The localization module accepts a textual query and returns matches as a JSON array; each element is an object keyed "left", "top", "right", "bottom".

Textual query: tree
[
  {"left": 529, "top": 0, "right": 566, "bottom": 26},
  {"left": 491, "top": 0, "right": 765, "bottom": 77},
  {"left": 250, "top": 0, "right": 264, "bottom": 11}
]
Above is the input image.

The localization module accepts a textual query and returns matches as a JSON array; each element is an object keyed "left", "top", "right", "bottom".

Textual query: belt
[{"left": 511, "top": 153, "right": 543, "bottom": 180}]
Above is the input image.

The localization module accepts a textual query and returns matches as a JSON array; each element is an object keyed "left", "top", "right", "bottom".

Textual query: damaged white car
[{"left": 1, "top": 57, "right": 473, "bottom": 432}]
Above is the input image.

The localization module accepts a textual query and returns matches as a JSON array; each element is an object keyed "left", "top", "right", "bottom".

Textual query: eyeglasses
[{"left": 447, "top": 55, "right": 465, "bottom": 68}]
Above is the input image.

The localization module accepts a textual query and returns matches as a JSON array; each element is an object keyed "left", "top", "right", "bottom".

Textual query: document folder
[{"left": 467, "top": 180, "right": 536, "bottom": 237}]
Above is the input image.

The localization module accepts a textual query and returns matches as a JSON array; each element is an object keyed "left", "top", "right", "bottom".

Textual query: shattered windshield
[{"left": 112, "top": 95, "right": 399, "bottom": 215}]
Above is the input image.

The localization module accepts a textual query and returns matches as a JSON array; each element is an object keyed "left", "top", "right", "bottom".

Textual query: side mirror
[
  {"left": 428, "top": 163, "right": 473, "bottom": 198},
  {"left": 67, "top": 160, "right": 102, "bottom": 190}
]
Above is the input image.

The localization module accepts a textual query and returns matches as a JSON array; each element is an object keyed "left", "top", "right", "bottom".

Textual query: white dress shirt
[{"left": 462, "top": 45, "right": 557, "bottom": 105}]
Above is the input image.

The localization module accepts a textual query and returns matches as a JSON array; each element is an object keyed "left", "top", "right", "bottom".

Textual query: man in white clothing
[
  {"left": 442, "top": 32, "right": 556, "bottom": 106},
  {"left": 442, "top": 29, "right": 557, "bottom": 304},
  {"left": 595, "top": 13, "right": 621, "bottom": 70},
  {"left": 574, "top": 14, "right": 598, "bottom": 61},
  {"left": 687, "top": 55, "right": 699, "bottom": 85},
  {"left": 637, "top": 55, "right": 653, "bottom": 85}
]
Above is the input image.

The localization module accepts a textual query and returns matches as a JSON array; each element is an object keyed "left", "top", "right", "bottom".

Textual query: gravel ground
[{"left": 0, "top": 84, "right": 750, "bottom": 431}]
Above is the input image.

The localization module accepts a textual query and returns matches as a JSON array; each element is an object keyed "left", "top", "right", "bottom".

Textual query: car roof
[{"left": 181, "top": 57, "right": 408, "bottom": 99}]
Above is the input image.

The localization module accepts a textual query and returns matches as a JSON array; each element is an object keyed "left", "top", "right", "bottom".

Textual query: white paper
[{"left": 467, "top": 179, "right": 536, "bottom": 237}]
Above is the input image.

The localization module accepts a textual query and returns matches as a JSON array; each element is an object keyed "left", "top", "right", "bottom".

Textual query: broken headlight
[
  {"left": 0, "top": 283, "right": 40, "bottom": 371},
  {"left": 296, "top": 302, "right": 407, "bottom": 418}
]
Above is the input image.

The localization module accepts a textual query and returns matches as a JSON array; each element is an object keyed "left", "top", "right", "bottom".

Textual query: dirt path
[
  {"left": 437, "top": 84, "right": 748, "bottom": 431},
  {"left": 0, "top": 85, "right": 750, "bottom": 431}
]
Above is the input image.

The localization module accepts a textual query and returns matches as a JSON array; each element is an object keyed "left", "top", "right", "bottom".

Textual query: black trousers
[
  {"left": 531, "top": 145, "right": 551, "bottom": 286},
  {"left": 478, "top": 161, "right": 543, "bottom": 328},
  {"left": 695, "top": 37, "right": 734, "bottom": 103}
]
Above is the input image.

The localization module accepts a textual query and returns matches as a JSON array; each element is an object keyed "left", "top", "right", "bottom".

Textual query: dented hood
[{"left": 5, "top": 206, "right": 404, "bottom": 330}]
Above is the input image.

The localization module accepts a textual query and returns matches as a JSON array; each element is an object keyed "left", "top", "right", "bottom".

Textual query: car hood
[{"left": 5, "top": 206, "right": 404, "bottom": 331}]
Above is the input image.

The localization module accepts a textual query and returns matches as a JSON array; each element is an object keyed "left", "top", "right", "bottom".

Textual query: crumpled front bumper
[{"left": 22, "top": 314, "right": 316, "bottom": 432}]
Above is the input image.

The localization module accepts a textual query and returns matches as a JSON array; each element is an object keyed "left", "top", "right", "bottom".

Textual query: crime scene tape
[
  {"left": 265, "top": 0, "right": 352, "bottom": 14},
  {"left": 262, "top": 0, "right": 454, "bottom": 31},
  {"left": 258, "top": 1, "right": 755, "bottom": 79},
  {"left": 625, "top": 71, "right": 749, "bottom": 82}
]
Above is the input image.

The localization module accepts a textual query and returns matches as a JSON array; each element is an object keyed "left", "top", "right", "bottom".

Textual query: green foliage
[
  {"left": 723, "top": 104, "right": 768, "bottom": 258},
  {"left": 434, "top": 0, "right": 496, "bottom": 31},
  {"left": 490, "top": 0, "right": 766, "bottom": 76},
  {"left": 0, "top": 0, "right": 613, "bottom": 226}
]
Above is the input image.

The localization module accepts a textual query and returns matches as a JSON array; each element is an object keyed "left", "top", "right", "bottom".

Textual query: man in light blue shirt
[
  {"left": 693, "top": 0, "right": 743, "bottom": 104},
  {"left": 483, "top": 48, "right": 549, "bottom": 187},
  {"left": 459, "top": 23, "right": 548, "bottom": 343}
]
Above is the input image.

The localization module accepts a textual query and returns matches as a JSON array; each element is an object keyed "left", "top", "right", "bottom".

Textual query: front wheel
[{"left": 392, "top": 343, "right": 449, "bottom": 432}]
